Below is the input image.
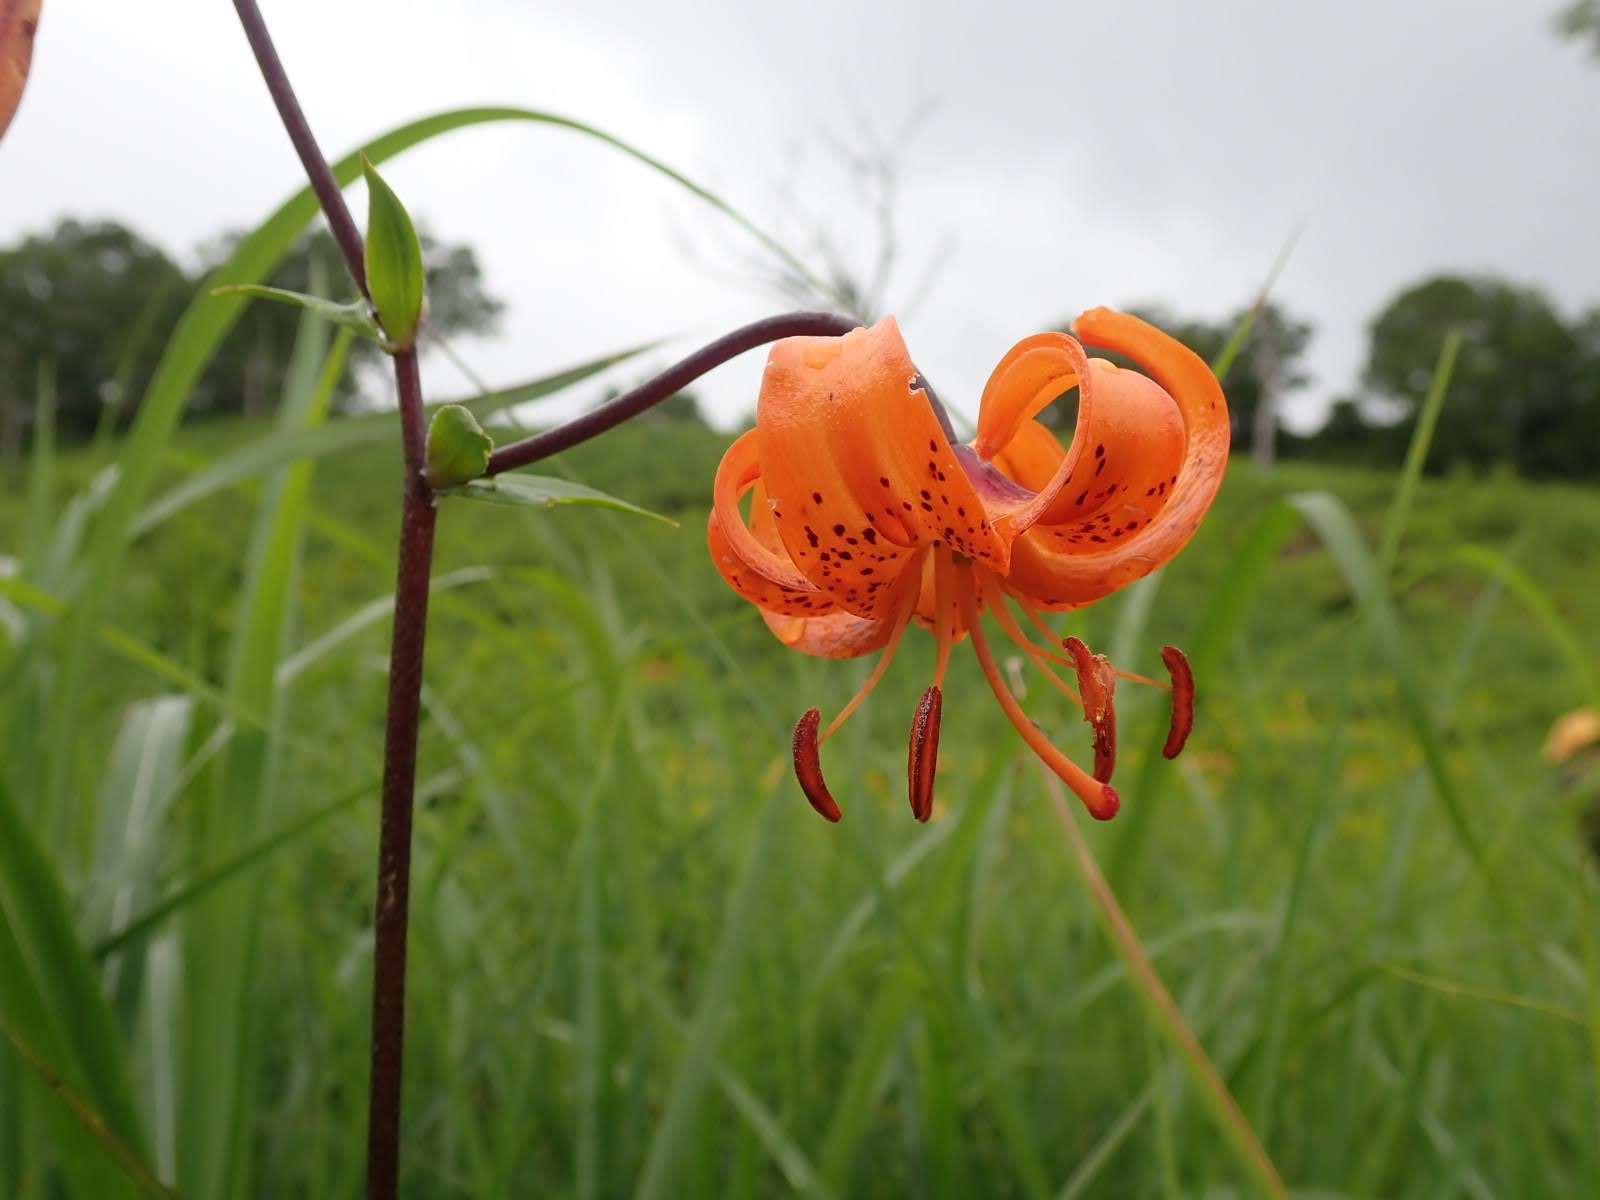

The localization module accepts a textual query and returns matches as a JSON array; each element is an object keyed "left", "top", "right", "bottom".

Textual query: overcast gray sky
[{"left": 3, "top": 0, "right": 1596, "bottom": 432}]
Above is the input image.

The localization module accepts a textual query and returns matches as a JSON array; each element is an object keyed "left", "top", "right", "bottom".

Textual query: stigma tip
[
  {"left": 1091, "top": 783, "right": 1121, "bottom": 821},
  {"left": 1063, "top": 636, "right": 1118, "bottom": 782}
]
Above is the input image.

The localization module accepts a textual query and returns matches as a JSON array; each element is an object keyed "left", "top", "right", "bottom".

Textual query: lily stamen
[
  {"left": 1160, "top": 646, "right": 1196, "bottom": 760},
  {"left": 908, "top": 686, "right": 943, "bottom": 822},
  {"left": 980, "top": 577, "right": 1084, "bottom": 704},
  {"left": 930, "top": 550, "right": 960, "bottom": 687},
  {"left": 709, "top": 309, "right": 1228, "bottom": 824},
  {"left": 1113, "top": 667, "right": 1171, "bottom": 691},
  {"left": 820, "top": 571, "right": 924, "bottom": 743},
  {"left": 793, "top": 708, "right": 842, "bottom": 822},
  {"left": 1063, "top": 637, "right": 1118, "bottom": 783},
  {"left": 959, "top": 569, "right": 1121, "bottom": 820}
]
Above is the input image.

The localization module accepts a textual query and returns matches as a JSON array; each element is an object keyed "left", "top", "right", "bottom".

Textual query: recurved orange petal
[
  {"left": 994, "top": 310, "right": 1228, "bottom": 610},
  {"left": 709, "top": 433, "right": 838, "bottom": 618},
  {"left": 757, "top": 318, "right": 1009, "bottom": 620},
  {"left": 762, "top": 606, "right": 904, "bottom": 659}
]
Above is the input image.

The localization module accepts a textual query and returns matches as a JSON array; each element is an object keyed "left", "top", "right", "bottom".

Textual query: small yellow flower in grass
[
  {"left": 1544, "top": 707, "right": 1600, "bottom": 766},
  {"left": 708, "top": 308, "right": 1229, "bottom": 823}
]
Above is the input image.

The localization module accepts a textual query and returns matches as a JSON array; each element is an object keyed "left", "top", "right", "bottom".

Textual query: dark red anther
[
  {"left": 1063, "top": 636, "right": 1118, "bottom": 782},
  {"left": 1160, "top": 646, "right": 1195, "bottom": 760},
  {"left": 907, "top": 685, "right": 943, "bottom": 822},
  {"left": 793, "top": 708, "right": 842, "bottom": 822}
]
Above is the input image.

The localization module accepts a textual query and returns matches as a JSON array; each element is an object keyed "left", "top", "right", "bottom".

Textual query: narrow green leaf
[
  {"left": 49, "top": 102, "right": 799, "bottom": 823},
  {"left": 0, "top": 574, "right": 270, "bottom": 730},
  {"left": 362, "top": 156, "right": 426, "bottom": 348},
  {"left": 211, "top": 283, "right": 383, "bottom": 341},
  {"left": 1108, "top": 501, "right": 1302, "bottom": 888},
  {"left": 1288, "top": 491, "right": 1492, "bottom": 879},
  {"left": 0, "top": 1012, "right": 174, "bottom": 1199},
  {"left": 631, "top": 786, "right": 786, "bottom": 1200},
  {"left": 178, "top": 307, "right": 344, "bottom": 1198},
  {"left": 0, "top": 775, "right": 150, "bottom": 1183},
  {"left": 22, "top": 360, "right": 56, "bottom": 577},
  {"left": 1376, "top": 331, "right": 1460, "bottom": 577},
  {"left": 426, "top": 404, "right": 493, "bottom": 487},
  {"left": 93, "top": 781, "right": 371, "bottom": 961},
  {"left": 1209, "top": 222, "right": 1302, "bottom": 383},
  {"left": 447, "top": 475, "right": 675, "bottom": 525},
  {"left": 1579, "top": 863, "right": 1600, "bottom": 1153},
  {"left": 1045, "top": 771, "right": 1287, "bottom": 1199},
  {"left": 1450, "top": 542, "right": 1600, "bottom": 706},
  {"left": 81, "top": 697, "right": 196, "bottom": 962},
  {"left": 131, "top": 343, "right": 656, "bottom": 538}
]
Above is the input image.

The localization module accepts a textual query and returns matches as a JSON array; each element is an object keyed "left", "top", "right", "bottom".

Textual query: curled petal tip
[
  {"left": 793, "top": 708, "right": 842, "bottom": 822},
  {"left": 1159, "top": 646, "right": 1195, "bottom": 760},
  {"left": 908, "top": 685, "right": 943, "bottom": 822}
]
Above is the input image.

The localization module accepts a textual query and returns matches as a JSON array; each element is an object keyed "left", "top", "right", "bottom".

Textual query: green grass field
[{"left": 4, "top": 376, "right": 1600, "bottom": 1197}]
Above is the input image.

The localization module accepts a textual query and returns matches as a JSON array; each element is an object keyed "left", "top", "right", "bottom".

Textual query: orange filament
[
  {"left": 820, "top": 565, "right": 925, "bottom": 743},
  {"left": 980, "top": 578, "right": 1083, "bottom": 704},
  {"left": 931, "top": 550, "right": 959, "bottom": 687},
  {"left": 908, "top": 686, "right": 943, "bottom": 822},
  {"left": 1160, "top": 645, "right": 1196, "bottom": 759},
  {"left": 958, "top": 566, "right": 1121, "bottom": 820},
  {"left": 792, "top": 708, "right": 842, "bottom": 822},
  {"left": 1018, "top": 601, "right": 1168, "bottom": 690},
  {"left": 1020, "top": 602, "right": 1068, "bottom": 650},
  {"left": 1114, "top": 667, "right": 1170, "bottom": 690}
]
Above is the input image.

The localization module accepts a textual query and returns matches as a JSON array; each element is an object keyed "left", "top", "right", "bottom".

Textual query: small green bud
[
  {"left": 361, "top": 155, "right": 426, "bottom": 350},
  {"left": 426, "top": 405, "right": 493, "bottom": 487}
]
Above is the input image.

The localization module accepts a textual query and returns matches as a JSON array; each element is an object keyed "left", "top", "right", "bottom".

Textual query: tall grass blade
[
  {"left": 1042, "top": 768, "right": 1286, "bottom": 1198},
  {"left": 0, "top": 1013, "right": 175, "bottom": 1199},
  {"left": 21, "top": 360, "right": 55, "bottom": 574},
  {"left": 1108, "top": 501, "right": 1301, "bottom": 887},
  {"left": 1450, "top": 543, "right": 1600, "bottom": 705},
  {"left": 1288, "top": 491, "right": 1490, "bottom": 878},
  {"left": 132, "top": 345, "right": 655, "bottom": 537},
  {"left": 177, "top": 312, "right": 343, "bottom": 1197},
  {"left": 1375, "top": 333, "right": 1460, "bottom": 578},
  {"left": 0, "top": 776, "right": 152, "bottom": 1198},
  {"left": 632, "top": 786, "right": 786, "bottom": 1200},
  {"left": 47, "top": 100, "right": 803, "bottom": 861},
  {"left": 81, "top": 696, "right": 195, "bottom": 1013}
]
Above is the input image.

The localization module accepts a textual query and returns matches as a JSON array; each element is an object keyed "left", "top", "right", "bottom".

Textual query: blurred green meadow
[{"left": 3, "top": 352, "right": 1600, "bottom": 1196}]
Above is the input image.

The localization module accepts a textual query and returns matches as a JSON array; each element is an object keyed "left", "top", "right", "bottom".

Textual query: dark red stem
[
  {"left": 231, "top": 3, "right": 428, "bottom": 1197},
  {"left": 367, "top": 351, "right": 434, "bottom": 1200},
  {"left": 232, "top": 0, "right": 369, "bottom": 294},
  {"left": 486, "top": 311, "right": 858, "bottom": 473},
  {"left": 233, "top": 10, "right": 860, "bottom": 1200}
]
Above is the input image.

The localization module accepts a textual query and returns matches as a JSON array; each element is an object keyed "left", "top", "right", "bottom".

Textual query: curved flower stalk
[{"left": 708, "top": 308, "right": 1228, "bottom": 822}]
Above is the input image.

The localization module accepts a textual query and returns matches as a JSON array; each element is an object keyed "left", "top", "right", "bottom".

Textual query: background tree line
[
  {"left": 2, "top": 216, "right": 1598, "bottom": 481},
  {"left": 0, "top": 218, "right": 502, "bottom": 460},
  {"left": 1112, "top": 280, "right": 1600, "bottom": 482}
]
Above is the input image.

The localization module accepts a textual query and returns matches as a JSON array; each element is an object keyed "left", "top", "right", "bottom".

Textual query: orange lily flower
[{"left": 708, "top": 307, "right": 1228, "bottom": 822}]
